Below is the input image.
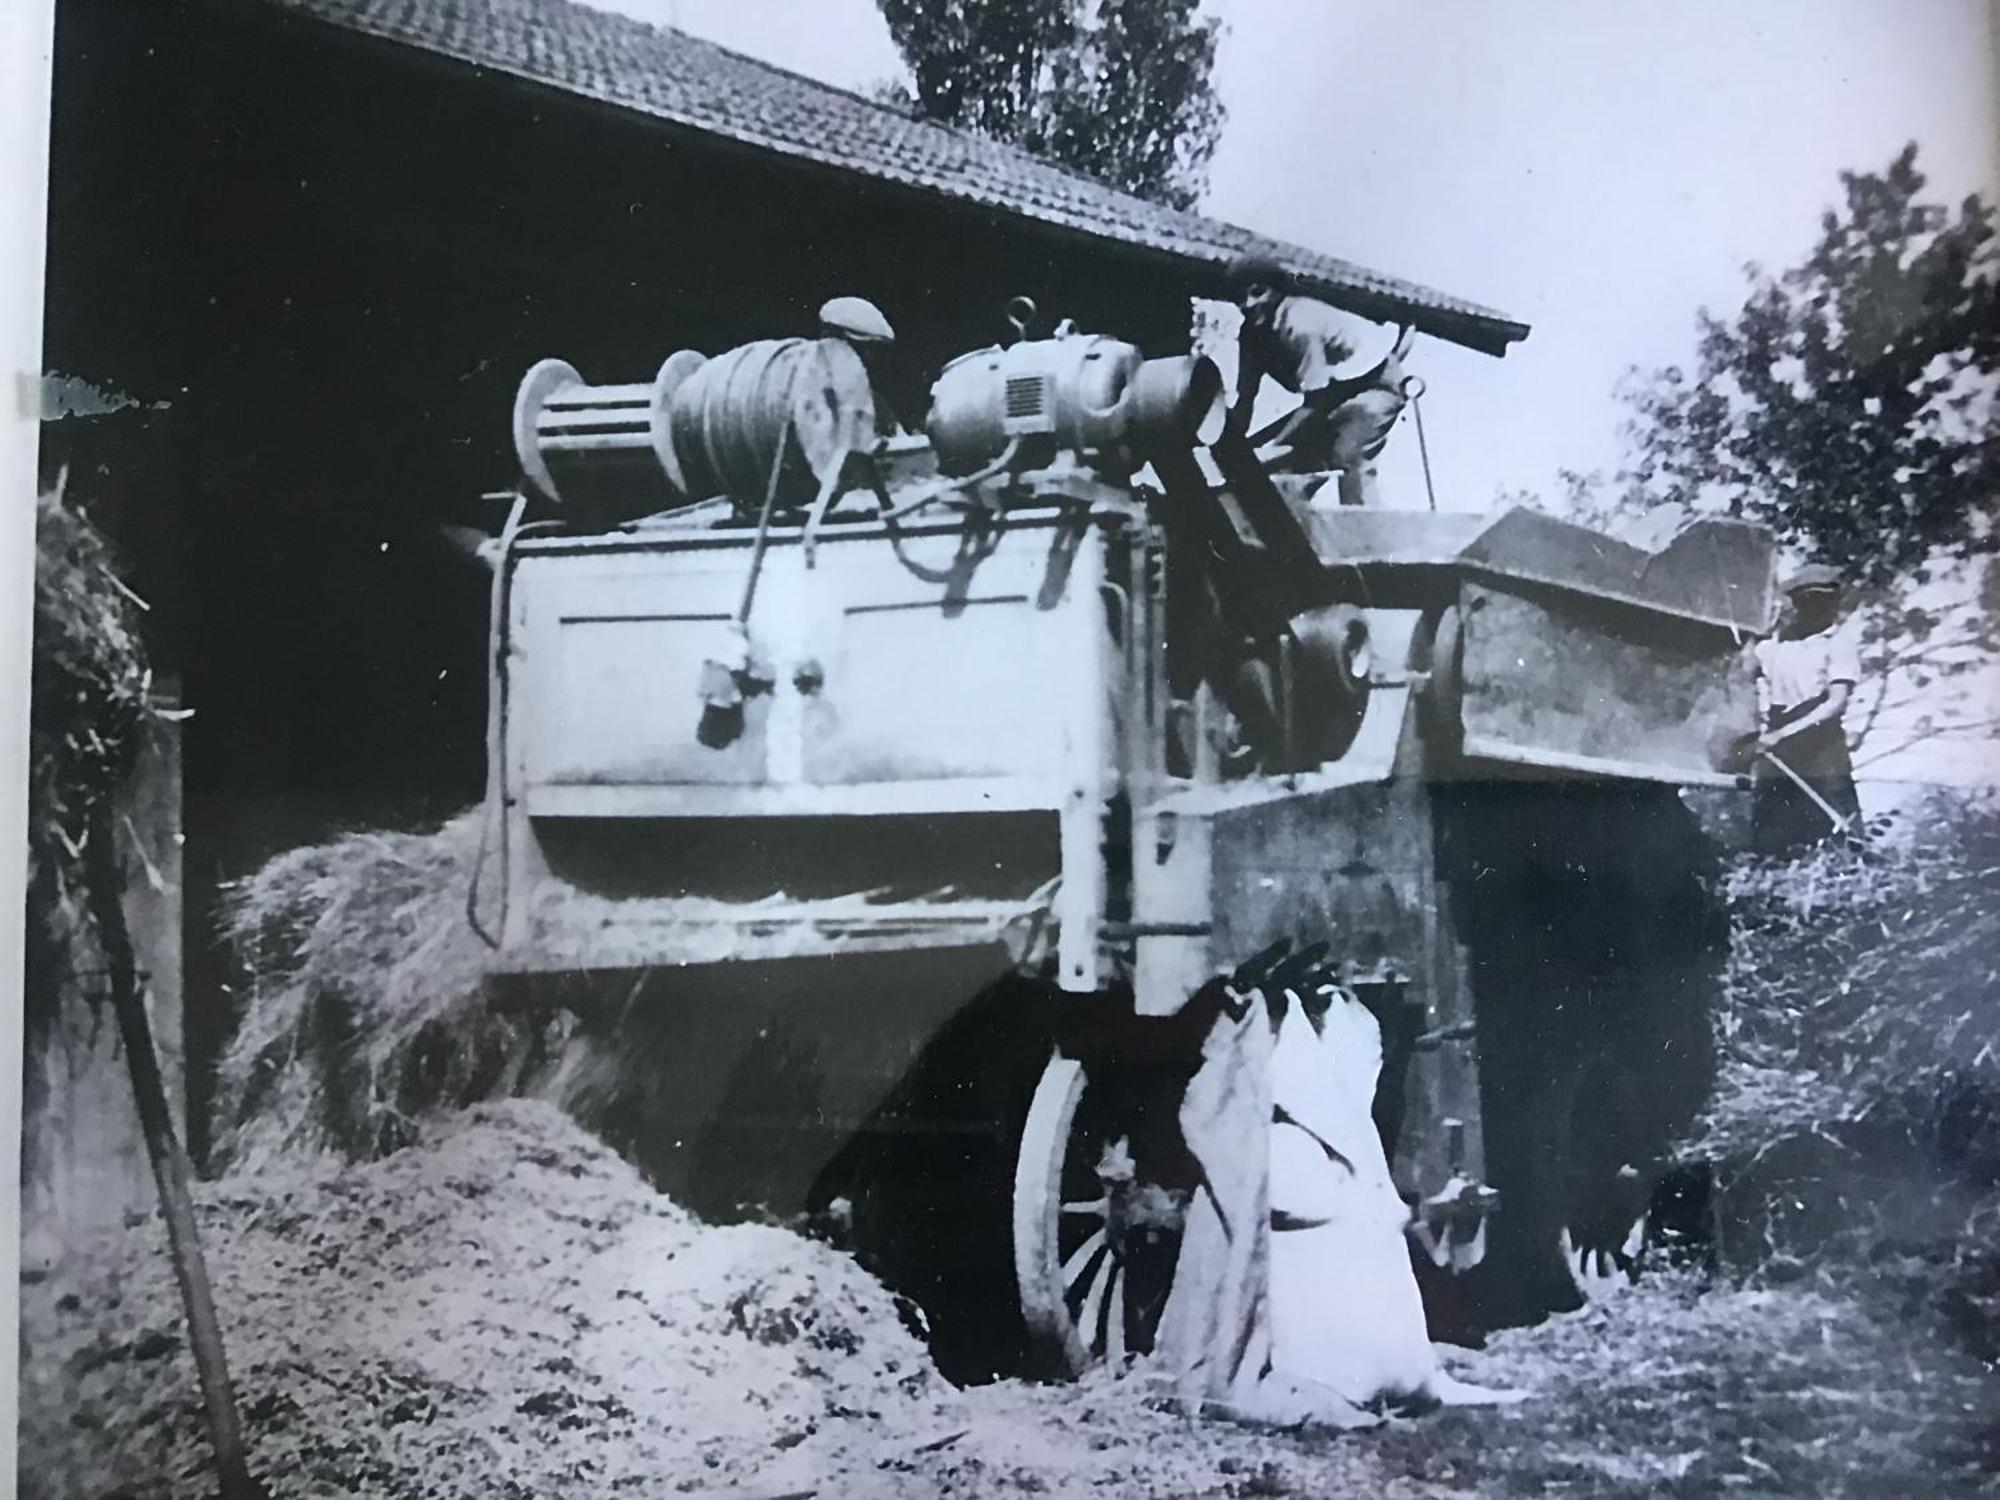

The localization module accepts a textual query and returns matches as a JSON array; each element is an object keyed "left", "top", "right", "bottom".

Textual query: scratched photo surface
[{"left": 17, "top": 2, "right": 2000, "bottom": 1496}]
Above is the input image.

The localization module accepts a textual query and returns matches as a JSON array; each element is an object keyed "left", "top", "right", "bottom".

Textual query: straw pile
[
  {"left": 25, "top": 1103, "right": 1997, "bottom": 1498},
  {"left": 29, "top": 483, "right": 154, "bottom": 877},
  {"left": 1692, "top": 794, "right": 2000, "bottom": 1360},
  {"left": 213, "top": 812, "right": 1051, "bottom": 1178},
  {"left": 212, "top": 814, "right": 567, "bottom": 1174},
  {"left": 26, "top": 482, "right": 159, "bottom": 1033},
  {"left": 23, "top": 482, "right": 170, "bottom": 1248}
]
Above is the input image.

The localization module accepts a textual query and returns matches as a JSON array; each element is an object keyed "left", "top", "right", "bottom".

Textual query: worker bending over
[{"left": 1224, "top": 255, "right": 1415, "bottom": 507}]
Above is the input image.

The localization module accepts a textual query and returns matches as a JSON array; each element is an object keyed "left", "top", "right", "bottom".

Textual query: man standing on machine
[{"left": 1223, "top": 254, "right": 1416, "bottom": 506}]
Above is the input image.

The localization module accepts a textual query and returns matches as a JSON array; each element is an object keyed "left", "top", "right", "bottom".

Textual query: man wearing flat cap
[
  {"left": 1751, "top": 562, "right": 1864, "bottom": 854},
  {"left": 1222, "top": 254, "right": 1416, "bottom": 506}
]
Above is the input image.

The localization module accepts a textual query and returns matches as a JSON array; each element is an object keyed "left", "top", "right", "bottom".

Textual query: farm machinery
[{"left": 475, "top": 300, "right": 1775, "bottom": 1379}]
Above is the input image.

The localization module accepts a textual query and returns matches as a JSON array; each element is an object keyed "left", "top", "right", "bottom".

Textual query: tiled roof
[{"left": 253, "top": 0, "right": 1529, "bottom": 354}]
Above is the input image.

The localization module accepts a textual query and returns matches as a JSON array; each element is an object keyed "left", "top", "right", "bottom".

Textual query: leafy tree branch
[
  {"left": 875, "top": 0, "right": 1225, "bottom": 210},
  {"left": 1535, "top": 146, "right": 1998, "bottom": 764}
]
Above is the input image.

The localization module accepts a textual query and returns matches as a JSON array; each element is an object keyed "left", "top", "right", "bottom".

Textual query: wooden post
[{"left": 85, "top": 806, "right": 265, "bottom": 1500}]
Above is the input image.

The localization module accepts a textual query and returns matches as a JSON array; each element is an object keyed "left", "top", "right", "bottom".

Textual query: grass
[{"left": 1362, "top": 1268, "right": 2000, "bottom": 1498}]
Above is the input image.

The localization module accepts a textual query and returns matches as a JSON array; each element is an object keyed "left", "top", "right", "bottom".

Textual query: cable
[
  {"left": 878, "top": 437, "right": 1024, "bottom": 523},
  {"left": 466, "top": 490, "right": 531, "bottom": 951},
  {"left": 1403, "top": 375, "right": 1439, "bottom": 512},
  {"left": 735, "top": 430, "right": 792, "bottom": 626}
]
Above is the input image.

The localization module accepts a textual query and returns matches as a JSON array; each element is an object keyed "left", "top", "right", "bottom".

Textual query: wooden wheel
[{"left": 1012, "top": 1049, "right": 1185, "bottom": 1377}]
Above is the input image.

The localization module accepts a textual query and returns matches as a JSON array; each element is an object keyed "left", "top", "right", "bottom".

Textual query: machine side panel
[
  {"left": 506, "top": 520, "right": 1104, "bottom": 797},
  {"left": 515, "top": 550, "right": 770, "bottom": 787},
  {"left": 491, "top": 520, "right": 1116, "bottom": 983},
  {"left": 1458, "top": 581, "right": 1758, "bottom": 784},
  {"left": 800, "top": 524, "right": 1101, "bottom": 789},
  {"left": 1203, "top": 778, "right": 1481, "bottom": 1196}
]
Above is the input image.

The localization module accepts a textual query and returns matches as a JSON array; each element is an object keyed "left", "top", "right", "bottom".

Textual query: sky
[{"left": 595, "top": 0, "right": 1998, "bottom": 512}]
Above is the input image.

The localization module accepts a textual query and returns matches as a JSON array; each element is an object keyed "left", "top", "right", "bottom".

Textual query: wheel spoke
[
  {"left": 1103, "top": 1263, "right": 1128, "bottom": 1364},
  {"left": 1074, "top": 1248, "right": 1113, "bottom": 1346},
  {"left": 1061, "top": 1227, "right": 1108, "bottom": 1289}
]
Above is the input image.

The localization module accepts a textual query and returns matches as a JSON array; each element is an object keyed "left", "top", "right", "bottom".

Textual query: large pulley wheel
[{"left": 1012, "top": 1049, "right": 1186, "bottom": 1377}]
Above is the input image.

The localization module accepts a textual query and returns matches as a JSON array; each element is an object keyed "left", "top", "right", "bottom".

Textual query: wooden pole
[
  {"left": 84, "top": 805, "right": 265, "bottom": 1499},
  {"left": 1757, "top": 746, "right": 1855, "bottom": 835}
]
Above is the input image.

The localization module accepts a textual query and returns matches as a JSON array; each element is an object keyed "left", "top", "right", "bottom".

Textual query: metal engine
[{"left": 927, "top": 298, "right": 1226, "bottom": 477}]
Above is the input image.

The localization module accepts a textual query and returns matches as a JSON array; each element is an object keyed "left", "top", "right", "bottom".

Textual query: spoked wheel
[{"left": 1012, "top": 1049, "right": 1187, "bottom": 1377}]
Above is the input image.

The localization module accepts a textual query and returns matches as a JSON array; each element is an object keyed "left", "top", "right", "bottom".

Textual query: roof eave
[
  {"left": 1289, "top": 275, "right": 1531, "bottom": 358},
  {"left": 245, "top": 0, "right": 1533, "bottom": 356}
]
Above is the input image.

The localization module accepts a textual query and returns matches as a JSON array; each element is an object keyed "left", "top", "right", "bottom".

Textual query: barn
[{"left": 38, "top": 0, "right": 1525, "bottom": 1164}]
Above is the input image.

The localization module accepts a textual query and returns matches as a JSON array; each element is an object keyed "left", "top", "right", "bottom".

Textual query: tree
[
  {"left": 1622, "top": 143, "right": 1998, "bottom": 586},
  {"left": 1573, "top": 145, "right": 2000, "bottom": 765},
  {"left": 874, "top": 0, "right": 1225, "bottom": 211}
]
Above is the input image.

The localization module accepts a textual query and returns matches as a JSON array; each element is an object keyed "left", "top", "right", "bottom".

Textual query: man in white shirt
[
  {"left": 1223, "top": 255, "right": 1415, "bottom": 505},
  {"left": 1751, "top": 563, "right": 1864, "bottom": 853}
]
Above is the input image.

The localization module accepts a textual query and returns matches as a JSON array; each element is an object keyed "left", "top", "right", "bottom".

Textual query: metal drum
[
  {"left": 1124, "top": 354, "right": 1227, "bottom": 452},
  {"left": 512, "top": 340, "right": 875, "bottom": 521},
  {"left": 667, "top": 337, "right": 876, "bottom": 513},
  {"left": 513, "top": 356, "right": 689, "bottom": 521}
]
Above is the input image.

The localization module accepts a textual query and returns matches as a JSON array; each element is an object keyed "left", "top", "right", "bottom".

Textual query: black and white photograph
[{"left": 7, "top": 1, "right": 1999, "bottom": 1495}]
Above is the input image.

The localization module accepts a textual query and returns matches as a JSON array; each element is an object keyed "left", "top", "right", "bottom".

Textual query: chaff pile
[{"left": 21, "top": 1101, "right": 959, "bottom": 1499}]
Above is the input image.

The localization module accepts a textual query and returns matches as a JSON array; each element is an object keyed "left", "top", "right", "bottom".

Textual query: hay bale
[{"left": 213, "top": 813, "right": 568, "bottom": 1173}]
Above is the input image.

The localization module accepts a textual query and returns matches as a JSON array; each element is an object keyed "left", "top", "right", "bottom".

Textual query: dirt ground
[{"left": 19, "top": 1100, "right": 1998, "bottom": 1499}]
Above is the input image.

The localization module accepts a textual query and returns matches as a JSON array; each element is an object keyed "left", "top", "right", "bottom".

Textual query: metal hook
[{"left": 1006, "top": 294, "right": 1037, "bottom": 345}]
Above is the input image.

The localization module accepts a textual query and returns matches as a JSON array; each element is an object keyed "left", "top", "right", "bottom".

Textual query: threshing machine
[{"left": 476, "top": 300, "right": 1774, "bottom": 1375}]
